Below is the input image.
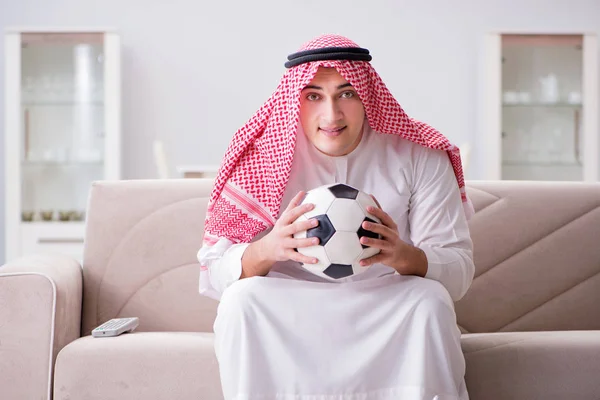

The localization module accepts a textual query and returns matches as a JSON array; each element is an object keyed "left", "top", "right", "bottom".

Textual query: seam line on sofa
[
  {"left": 474, "top": 204, "right": 600, "bottom": 280},
  {"left": 497, "top": 268, "right": 600, "bottom": 332},
  {"left": 471, "top": 193, "right": 502, "bottom": 215},
  {"left": 463, "top": 338, "right": 529, "bottom": 354}
]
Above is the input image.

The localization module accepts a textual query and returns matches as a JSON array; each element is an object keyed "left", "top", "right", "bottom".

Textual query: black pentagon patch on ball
[
  {"left": 323, "top": 264, "right": 353, "bottom": 279},
  {"left": 357, "top": 217, "right": 381, "bottom": 249},
  {"left": 328, "top": 184, "right": 359, "bottom": 199},
  {"left": 306, "top": 214, "right": 335, "bottom": 245}
]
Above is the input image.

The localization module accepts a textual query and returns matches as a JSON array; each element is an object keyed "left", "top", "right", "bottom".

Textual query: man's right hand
[{"left": 241, "top": 191, "right": 320, "bottom": 278}]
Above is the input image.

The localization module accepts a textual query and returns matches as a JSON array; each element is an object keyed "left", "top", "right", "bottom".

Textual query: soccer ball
[{"left": 292, "top": 183, "right": 382, "bottom": 280}]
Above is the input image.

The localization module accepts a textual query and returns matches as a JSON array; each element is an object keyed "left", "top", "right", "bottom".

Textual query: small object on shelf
[
  {"left": 24, "top": 109, "right": 30, "bottom": 159},
  {"left": 502, "top": 91, "right": 519, "bottom": 104},
  {"left": 40, "top": 210, "right": 54, "bottom": 221},
  {"left": 539, "top": 74, "right": 560, "bottom": 104},
  {"left": 568, "top": 91, "right": 582, "bottom": 104},
  {"left": 70, "top": 210, "right": 85, "bottom": 221},
  {"left": 21, "top": 211, "right": 34, "bottom": 222},
  {"left": 518, "top": 92, "right": 532, "bottom": 104},
  {"left": 58, "top": 210, "right": 71, "bottom": 221},
  {"left": 176, "top": 165, "right": 220, "bottom": 179}
]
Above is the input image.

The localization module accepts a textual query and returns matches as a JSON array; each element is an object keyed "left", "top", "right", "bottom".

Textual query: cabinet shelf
[
  {"left": 21, "top": 160, "right": 103, "bottom": 166},
  {"left": 502, "top": 161, "right": 582, "bottom": 167},
  {"left": 502, "top": 103, "right": 582, "bottom": 108},
  {"left": 22, "top": 101, "right": 104, "bottom": 106},
  {"left": 20, "top": 221, "right": 86, "bottom": 227}
]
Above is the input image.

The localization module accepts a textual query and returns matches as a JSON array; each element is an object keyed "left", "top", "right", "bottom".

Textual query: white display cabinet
[
  {"left": 483, "top": 33, "right": 598, "bottom": 181},
  {"left": 4, "top": 29, "right": 121, "bottom": 263}
]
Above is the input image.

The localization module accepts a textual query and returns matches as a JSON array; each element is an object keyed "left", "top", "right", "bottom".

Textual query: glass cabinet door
[
  {"left": 20, "top": 33, "right": 105, "bottom": 223},
  {"left": 501, "top": 34, "right": 585, "bottom": 181},
  {"left": 4, "top": 29, "right": 120, "bottom": 263}
]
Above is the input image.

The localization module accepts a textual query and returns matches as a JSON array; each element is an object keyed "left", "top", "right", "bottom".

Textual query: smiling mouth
[{"left": 319, "top": 126, "right": 346, "bottom": 137}]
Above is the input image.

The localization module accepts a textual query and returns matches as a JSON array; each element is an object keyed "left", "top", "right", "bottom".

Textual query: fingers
[
  {"left": 281, "top": 201, "right": 314, "bottom": 225},
  {"left": 285, "top": 249, "right": 318, "bottom": 264},
  {"left": 287, "top": 236, "right": 319, "bottom": 249},
  {"left": 285, "top": 191, "right": 306, "bottom": 211},
  {"left": 284, "top": 216, "right": 318, "bottom": 236},
  {"left": 359, "top": 236, "right": 393, "bottom": 250},
  {"left": 361, "top": 219, "right": 396, "bottom": 239},
  {"left": 359, "top": 253, "right": 386, "bottom": 267},
  {"left": 369, "top": 194, "right": 382, "bottom": 209},
  {"left": 365, "top": 205, "right": 398, "bottom": 231}
]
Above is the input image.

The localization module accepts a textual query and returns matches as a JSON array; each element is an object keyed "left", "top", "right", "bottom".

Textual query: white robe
[{"left": 198, "top": 124, "right": 474, "bottom": 400}]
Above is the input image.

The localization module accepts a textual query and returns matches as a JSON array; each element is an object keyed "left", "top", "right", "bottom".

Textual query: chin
[{"left": 316, "top": 144, "right": 346, "bottom": 157}]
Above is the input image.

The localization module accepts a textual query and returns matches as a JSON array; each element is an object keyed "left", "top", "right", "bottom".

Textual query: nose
[{"left": 322, "top": 98, "right": 343, "bottom": 124}]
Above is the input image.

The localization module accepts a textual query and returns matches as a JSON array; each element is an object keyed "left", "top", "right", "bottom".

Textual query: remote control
[{"left": 92, "top": 317, "right": 139, "bottom": 338}]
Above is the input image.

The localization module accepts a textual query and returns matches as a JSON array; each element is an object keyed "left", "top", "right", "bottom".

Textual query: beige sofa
[{"left": 1, "top": 179, "right": 599, "bottom": 400}]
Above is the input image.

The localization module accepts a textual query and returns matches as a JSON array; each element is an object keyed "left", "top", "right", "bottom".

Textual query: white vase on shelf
[{"left": 539, "top": 74, "right": 559, "bottom": 103}]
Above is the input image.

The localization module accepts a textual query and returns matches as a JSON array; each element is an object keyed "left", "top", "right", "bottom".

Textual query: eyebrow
[{"left": 302, "top": 83, "right": 353, "bottom": 91}]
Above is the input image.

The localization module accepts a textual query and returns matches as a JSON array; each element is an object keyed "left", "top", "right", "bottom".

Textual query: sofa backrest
[
  {"left": 81, "top": 179, "right": 600, "bottom": 335},
  {"left": 81, "top": 179, "right": 217, "bottom": 335},
  {"left": 456, "top": 180, "right": 600, "bottom": 333}
]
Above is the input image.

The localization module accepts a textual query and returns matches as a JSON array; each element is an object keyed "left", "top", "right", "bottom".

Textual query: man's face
[{"left": 299, "top": 67, "right": 365, "bottom": 157}]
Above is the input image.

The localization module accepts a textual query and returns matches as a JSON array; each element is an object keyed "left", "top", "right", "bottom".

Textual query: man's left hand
[{"left": 358, "top": 197, "right": 428, "bottom": 277}]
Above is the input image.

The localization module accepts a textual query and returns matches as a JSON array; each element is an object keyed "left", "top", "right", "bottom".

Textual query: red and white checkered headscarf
[{"left": 202, "top": 34, "right": 472, "bottom": 253}]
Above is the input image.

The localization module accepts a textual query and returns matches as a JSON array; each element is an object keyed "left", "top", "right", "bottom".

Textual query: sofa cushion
[
  {"left": 53, "top": 330, "right": 600, "bottom": 400},
  {"left": 463, "top": 331, "right": 600, "bottom": 399},
  {"left": 53, "top": 332, "right": 222, "bottom": 400}
]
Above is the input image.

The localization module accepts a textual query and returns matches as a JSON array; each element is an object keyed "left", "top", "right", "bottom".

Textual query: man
[{"left": 198, "top": 34, "right": 474, "bottom": 400}]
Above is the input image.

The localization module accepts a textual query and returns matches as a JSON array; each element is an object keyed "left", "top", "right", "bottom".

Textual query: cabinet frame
[
  {"left": 4, "top": 27, "right": 121, "bottom": 262},
  {"left": 482, "top": 32, "right": 598, "bottom": 181}
]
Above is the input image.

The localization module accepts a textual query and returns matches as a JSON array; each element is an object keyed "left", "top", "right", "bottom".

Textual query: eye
[
  {"left": 340, "top": 91, "right": 355, "bottom": 99},
  {"left": 306, "top": 93, "right": 320, "bottom": 101}
]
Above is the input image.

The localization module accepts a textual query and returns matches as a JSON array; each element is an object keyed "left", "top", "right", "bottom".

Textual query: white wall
[{"left": 1, "top": 0, "right": 600, "bottom": 263}]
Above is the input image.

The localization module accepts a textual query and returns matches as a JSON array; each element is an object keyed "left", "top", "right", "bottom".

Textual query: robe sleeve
[
  {"left": 197, "top": 240, "right": 249, "bottom": 300},
  {"left": 408, "top": 147, "right": 475, "bottom": 301}
]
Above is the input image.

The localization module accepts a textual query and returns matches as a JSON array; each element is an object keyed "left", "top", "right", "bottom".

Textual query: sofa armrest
[{"left": 0, "top": 254, "right": 83, "bottom": 400}]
